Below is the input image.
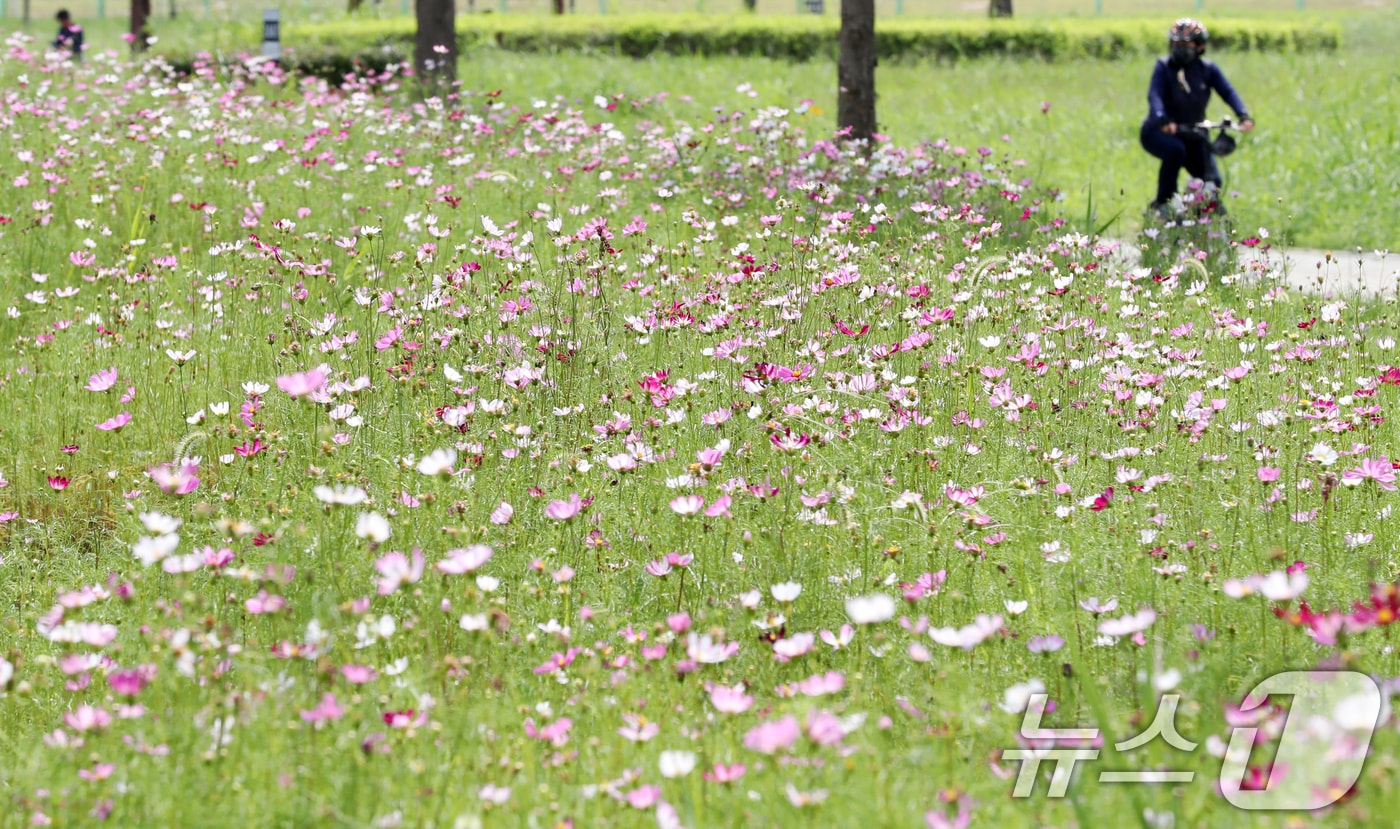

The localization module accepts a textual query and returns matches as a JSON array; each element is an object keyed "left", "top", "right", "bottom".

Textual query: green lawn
[{"left": 0, "top": 7, "right": 1398, "bottom": 828}]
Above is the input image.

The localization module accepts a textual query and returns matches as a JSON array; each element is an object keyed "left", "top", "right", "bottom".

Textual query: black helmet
[{"left": 1169, "top": 18, "right": 1208, "bottom": 45}]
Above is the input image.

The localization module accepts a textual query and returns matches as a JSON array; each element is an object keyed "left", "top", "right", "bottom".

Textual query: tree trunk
[
  {"left": 415, "top": 0, "right": 458, "bottom": 97},
  {"left": 348, "top": 0, "right": 363, "bottom": 14},
  {"left": 553, "top": 0, "right": 564, "bottom": 13},
  {"left": 742, "top": 0, "right": 755, "bottom": 10},
  {"left": 989, "top": 0, "right": 1012, "bottom": 17},
  {"left": 837, "top": 0, "right": 876, "bottom": 144},
  {"left": 130, "top": 0, "right": 151, "bottom": 52}
]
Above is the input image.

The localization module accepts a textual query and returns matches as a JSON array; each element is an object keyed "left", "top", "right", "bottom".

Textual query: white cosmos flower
[
  {"left": 929, "top": 614, "right": 1004, "bottom": 651},
  {"left": 1000, "top": 679, "right": 1045, "bottom": 714},
  {"left": 139, "top": 511, "right": 182, "bottom": 534},
  {"left": 1004, "top": 600, "right": 1029, "bottom": 616},
  {"left": 314, "top": 485, "right": 368, "bottom": 505},
  {"left": 1097, "top": 608, "right": 1157, "bottom": 638},
  {"left": 1257, "top": 570, "right": 1309, "bottom": 601},
  {"left": 416, "top": 448, "right": 457, "bottom": 476},
  {"left": 1307, "top": 442, "right": 1339, "bottom": 466},
  {"left": 771, "top": 582, "right": 802, "bottom": 602},
  {"left": 133, "top": 533, "right": 180, "bottom": 567},
  {"left": 844, "top": 593, "right": 895, "bottom": 624},
  {"left": 606, "top": 453, "right": 637, "bottom": 472},
  {"left": 354, "top": 512, "right": 391, "bottom": 543},
  {"left": 658, "top": 750, "right": 697, "bottom": 779}
]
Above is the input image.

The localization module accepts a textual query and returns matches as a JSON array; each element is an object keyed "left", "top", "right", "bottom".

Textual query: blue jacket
[
  {"left": 54, "top": 23, "right": 84, "bottom": 58},
  {"left": 1143, "top": 56, "right": 1250, "bottom": 130}
]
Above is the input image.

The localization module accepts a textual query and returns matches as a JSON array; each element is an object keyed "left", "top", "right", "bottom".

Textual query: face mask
[{"left": 1171, "top": 44, "right": 1199, "bottom": 65}]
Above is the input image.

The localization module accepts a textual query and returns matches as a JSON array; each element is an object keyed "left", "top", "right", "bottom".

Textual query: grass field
[
  {"left": 5, "top": 8, "right": 1396, "bottom": 250},
  {"left": 0, "top": 6, "right": 1398, "bottom": 829},
  {"left": 2, "top": 0, "right": 1396, "bottom": 23}
]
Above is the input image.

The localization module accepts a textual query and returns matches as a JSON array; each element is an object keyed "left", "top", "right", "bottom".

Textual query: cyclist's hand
[
  {"left": 1240, "top": 119, "right": 1255, "bottom": 133},
  {"left": 1161, "top": 123, "right": 1178, "bottom": 135}
]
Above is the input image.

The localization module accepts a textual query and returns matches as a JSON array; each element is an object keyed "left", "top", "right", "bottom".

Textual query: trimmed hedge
[{"left": 283, "top": 14, "right": 1340, "bottom": 63}]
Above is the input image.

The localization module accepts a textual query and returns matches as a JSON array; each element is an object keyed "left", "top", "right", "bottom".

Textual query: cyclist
[
  {"left": 1140, "top": 19, "right": 1255, "bottom": 219},
  {"left": 53, "top": 10, "right": 85, "bottom": 62}
]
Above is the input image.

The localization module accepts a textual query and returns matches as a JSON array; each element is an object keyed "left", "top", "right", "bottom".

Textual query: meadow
[
  {"left": 4, "top": 5, "right": 1397, "bottom": 250},
  {"left": 0, "top": 8, "right": 1398, "bottom": 829}
]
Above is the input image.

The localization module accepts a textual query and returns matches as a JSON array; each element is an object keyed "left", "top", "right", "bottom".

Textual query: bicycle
[{"left": 1140, "top": 118, "right": 1244, "bottom": 274}]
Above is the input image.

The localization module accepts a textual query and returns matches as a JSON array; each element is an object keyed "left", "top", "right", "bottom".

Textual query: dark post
[
  {"left": 989, "top": 0, "right": 1012, "bottom": 17},
  {"left": 837, "top": 0, "right": 876, "bottom": 143},
  {"left": 414, "top": 0, "right": 458, "bottom": 97},
  {"left": 130, "top": 0, "right": 151, "bottom": 52}
]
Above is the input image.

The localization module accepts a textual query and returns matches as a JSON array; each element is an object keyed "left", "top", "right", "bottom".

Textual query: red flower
[{"left": 1090, "top": 487, "right": 1114, "bottom": 511}]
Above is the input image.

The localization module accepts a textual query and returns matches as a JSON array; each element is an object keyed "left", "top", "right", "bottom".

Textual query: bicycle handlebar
[{"left": 1181, "top": 119, "right": 1236, "bottom": 133}]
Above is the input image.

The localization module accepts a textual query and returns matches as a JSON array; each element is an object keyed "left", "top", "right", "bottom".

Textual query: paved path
[
  {"left": 1236, "top": 246, "right": 1397, "bottom": 298},
  {"left": 1105, "top": 239, "right": 1397, "bottom": 298}
]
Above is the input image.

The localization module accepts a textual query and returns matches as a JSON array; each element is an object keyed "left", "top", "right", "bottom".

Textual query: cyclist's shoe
[{"left": 1148, "top": 199, "right": 1184, "bottom": 223}]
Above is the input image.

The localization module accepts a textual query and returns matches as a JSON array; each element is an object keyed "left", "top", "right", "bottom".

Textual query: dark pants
[{"left": 1140, "top": 124, "right": 1220, "bottom": 205}]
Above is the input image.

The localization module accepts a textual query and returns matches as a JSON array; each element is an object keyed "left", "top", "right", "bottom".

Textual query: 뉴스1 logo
[{"left": 1002, "top": 670, "right": 1383, "bottom": 811}]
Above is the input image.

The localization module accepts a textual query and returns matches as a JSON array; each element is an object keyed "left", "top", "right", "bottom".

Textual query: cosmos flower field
[{"left": 2, "top": 36, "right": 1399, "bottom": 828}]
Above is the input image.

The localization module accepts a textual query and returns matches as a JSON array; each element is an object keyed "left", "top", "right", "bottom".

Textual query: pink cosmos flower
[
  {"left": 821, "top": 625, "right": 855, "bottom": 649},
  {"left": 772, "top": 632, "right": 816, "bottom": 661},
  {"left": 489, "top": 501, "right": 514, "bottom": 525},
  {"left": 96, "top": 412, "right": 131, "bottom": 431},
  {"left": 704, "top": 495, "right": 733, "bottom": 518},
  {"left": 686, "top": 633, "right": 739, "bottom": 664},
  {"left": 797, "top": 671, "right": 846, "bottom": 696},
  {"left": 523, "top": 716, "right": 573, "bottom": 746},
  {"left": 926, "top": 795, "right": 974, "bottom": 829},
  {"left": 669, "top": 494, "right": 704, "bottom": 515},
  {"left": 625, "top": 785, "right": 662, "bottom": 809},
  {"left": 340, "top": 664, "right": 378, "bottom": 684},
  {"left": 201, "top": 546, "right": 236, "bottom": 569},
  {"left": 149, "top": 462, "right": 200, "bottom": 495},
  {"left": 276, "top": 367, "right": 328, "bottom": 398},
  {"left": 707, "top": 682, "right": 754, "bottom": 714},
  {"left": 703, "top": 763, "right": 747, "bottom": 783},
  {"left": 300, "top": 693, "right": 344, "bottom": 723},
  {"left": 245, "top": 590, "right": 286, "bottom": 615},
  {"left": 108, "top": 669, "right": 151, "bottom": 697},
  {"left": 618, "top": 712, "right": 659, "bottom": 742},
  {"left": 544, "top": 493, "right": 584, "bottom": 521},
  {"left": 86, "top": 367, "right": 118, "bottom": 392},
  {"left": 436, "top": 545, "right": 493, "bottom": 575},
  {"left": 1098, "top": 608, "right": 1157, "bottom": 638},
  {"left": 534, "top": 648, "right": 581, "bottom": 676},
  {"left": 742, "top": 715, "right": 801, "bottom": 754},
  {"left": 805, "top": 709, "right": 847, "bottom": 746},
  {"left": 666, "top": 611, "right": 691, "bottom": 633},
  {"left": 1341, "top": 457, "right": 1398, "bottom": 491},
  {"left": 374, "top": 549, "right": 426, "bottom": 595},
  {"left": 64, "top": 705, "right": 112, "bottom": 732}
]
